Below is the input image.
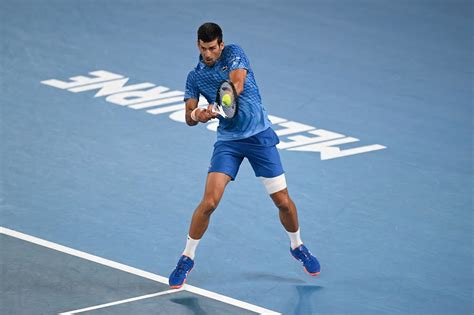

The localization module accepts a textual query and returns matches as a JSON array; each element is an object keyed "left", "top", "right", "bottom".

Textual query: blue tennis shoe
[
  {"left": 290, "top": 244, "right": 320, "bottom": 276},
  {"left": 169, "top": 255, "right": 194, "bottom": 289}
]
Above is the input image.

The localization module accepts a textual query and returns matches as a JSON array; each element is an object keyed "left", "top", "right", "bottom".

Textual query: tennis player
[{"left": 169, "top": 22, "right": 320, "bottom": 289}]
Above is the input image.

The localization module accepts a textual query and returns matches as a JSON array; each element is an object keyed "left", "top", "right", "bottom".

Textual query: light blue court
[{"left": 1, "top": 0, "right": 472, "bottom": 314}]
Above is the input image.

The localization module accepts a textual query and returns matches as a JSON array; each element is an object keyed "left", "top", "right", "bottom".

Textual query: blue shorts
[{"left": 208, "top": 127, "right": 284, "bottom": 180}]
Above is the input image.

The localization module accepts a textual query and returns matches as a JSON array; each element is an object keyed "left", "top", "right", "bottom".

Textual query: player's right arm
[{"left": 185, "top": 98, "right": 199, "bottom": 126}]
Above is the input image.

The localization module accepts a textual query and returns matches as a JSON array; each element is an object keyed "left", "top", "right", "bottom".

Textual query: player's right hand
[{"left": 196, "top": 106, "right": 218, "bottom": 122}]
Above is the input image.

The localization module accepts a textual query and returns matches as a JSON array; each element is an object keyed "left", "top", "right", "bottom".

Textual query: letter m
[{"left": 288, "top": 137, "right": 386, "bottom": 160}]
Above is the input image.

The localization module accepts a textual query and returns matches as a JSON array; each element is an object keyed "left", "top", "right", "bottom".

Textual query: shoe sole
[
  {"left": 305, "top": 268, "right": 320, "bottom": 277},
  {"left": 291, "top": 254, "right": 320, "bottom": 276},
  {"left": 169, "top": 267, "right": 193, "bottom": 289}
]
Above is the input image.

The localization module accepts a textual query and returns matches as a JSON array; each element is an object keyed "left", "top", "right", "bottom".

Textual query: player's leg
[
  {"left": 188, "top": 172, "right": 231, "bottom": 240},
  {"left": 245, "top": 132, "right": 321, "bottom": 276},
  {"left": 269, "top": 187, "right": 299, "bottom": 234},
  {"left": 169, "top": 172, "right": 231, "bottom": 289},
  {"left": 169, "top": 142, "right": 243, "bottom": 288},
  {"left": 261, "top": 175, "right": 302, "bottom": 248},
  {"left": 267, "top": 185, "right": 320, "bottom": 276}
]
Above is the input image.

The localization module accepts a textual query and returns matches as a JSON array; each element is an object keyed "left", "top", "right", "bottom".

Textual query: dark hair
[{"left": 197, "top": 22, "right": 223, "bottom": 44}]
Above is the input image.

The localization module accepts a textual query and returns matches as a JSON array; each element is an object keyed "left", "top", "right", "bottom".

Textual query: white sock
[
  {"left": 287, "top": 228, "right": 303, "bottom": 250},
  {"left": 182, "top": 235, "right": 200, "bottom": 260}
]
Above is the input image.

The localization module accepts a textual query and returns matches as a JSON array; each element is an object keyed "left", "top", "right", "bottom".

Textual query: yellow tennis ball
[{"left": 222, "top": 94, "right": 232, "bottom": 106}]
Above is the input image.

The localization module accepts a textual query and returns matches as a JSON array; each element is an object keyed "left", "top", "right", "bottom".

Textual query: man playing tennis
[{"left": 169, "top": 22, "right": 320, "bottom": 289}]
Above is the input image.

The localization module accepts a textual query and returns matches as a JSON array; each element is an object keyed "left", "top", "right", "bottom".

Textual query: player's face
[{"left": 198, "top": 39, "right": 224, "bottom": 66}]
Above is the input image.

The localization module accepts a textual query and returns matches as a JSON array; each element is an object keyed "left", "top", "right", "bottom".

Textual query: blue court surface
[{"left": 1, "top": 0, "right": 472, "bottom": 314}]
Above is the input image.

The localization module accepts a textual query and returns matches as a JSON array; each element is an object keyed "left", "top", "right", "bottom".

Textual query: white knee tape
[{"left": 260, "top": 174, "right": 287, "bottom": 195}]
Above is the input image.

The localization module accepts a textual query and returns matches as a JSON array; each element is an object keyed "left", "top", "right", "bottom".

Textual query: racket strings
[
  {"left": 216, "top": 80, "right": 238, "bottom": 119},
  {"left": 219, "top": 86, "right": 234, "bottom": 103}
]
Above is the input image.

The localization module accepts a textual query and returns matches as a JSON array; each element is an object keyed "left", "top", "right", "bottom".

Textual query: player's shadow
[
  {"left": 239, "top": 271, "right": 307, "bottom": 284},
  {"left": 169, "top": 296, "right": 206, "bottom": 315},
  {"left": 294, "top": 284, "right": 324, "bottom": 314},
  {"left": 239, "top": 273, "right": 324, "bottom": 313}
]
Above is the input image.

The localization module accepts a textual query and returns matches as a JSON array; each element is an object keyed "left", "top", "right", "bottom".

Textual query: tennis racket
[{"left": 212, "top": 80, "right": 238, "bottom": 119}]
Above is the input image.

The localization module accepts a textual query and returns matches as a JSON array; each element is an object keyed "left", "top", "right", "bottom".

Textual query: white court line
[
  {"left": 0, "top": 227, "right": 281, "bottom": 315},
  {"left": 59, "top": 289, "right": 180, "bottom": 314}
]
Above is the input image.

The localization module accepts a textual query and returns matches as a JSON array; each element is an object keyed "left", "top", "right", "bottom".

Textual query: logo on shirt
[{"left": 230, "top": 57, "right": 241, "bottom": 69}]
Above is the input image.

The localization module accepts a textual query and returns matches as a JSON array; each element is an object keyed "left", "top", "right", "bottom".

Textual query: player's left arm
[{"left": 229, "top": 69, "right": 247, "bottom": 96}]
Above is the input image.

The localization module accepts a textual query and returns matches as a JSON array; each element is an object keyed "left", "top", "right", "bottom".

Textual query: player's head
[{"left": 197, "top": 22, "right": 224, "bottom": 67}]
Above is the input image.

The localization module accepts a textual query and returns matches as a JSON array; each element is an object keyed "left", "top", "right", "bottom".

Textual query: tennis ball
[{"left": 222, "top": 94, "right": 232, "bottom": 106}]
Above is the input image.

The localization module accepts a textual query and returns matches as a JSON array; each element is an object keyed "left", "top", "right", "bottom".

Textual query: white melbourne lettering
[
  {"left": 277, "top": 129, "right": 346, "bottom": 149},
  {"left": 41, "top": 70, "right": 124, "bottom": 89},
  {"left": 69, "top": 78, "right": 155, "bottom": 97},
  {"left": 41, "top": 70, "right": 387, "bottom": 160},
  {"left": 106, "top": 86, "right": 183, "bottom": 106}
]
